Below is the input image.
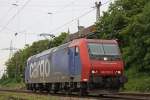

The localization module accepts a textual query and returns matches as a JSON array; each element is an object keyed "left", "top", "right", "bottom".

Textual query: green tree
[
  {"left": 4, "top": 32, "right": 68, "bottom": 82},
  {"left": 95, "top": 0, "right": 150, "bottom": 72}
]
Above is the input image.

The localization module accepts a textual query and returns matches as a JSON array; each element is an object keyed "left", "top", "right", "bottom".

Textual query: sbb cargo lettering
[{"left": 29, "top": 59, "right": 50, "bottom": 78}]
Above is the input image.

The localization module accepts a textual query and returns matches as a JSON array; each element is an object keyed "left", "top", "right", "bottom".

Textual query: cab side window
[{"left": 75, "top": 46, "right": 79, "bottom": 56}]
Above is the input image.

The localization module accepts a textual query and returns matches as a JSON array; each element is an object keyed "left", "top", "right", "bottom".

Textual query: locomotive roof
[
  {"left": 86, "top": 39, "right": 118, "bottom": 44},
  {"left": 27, "top": 38, "right": 117, "bottom": 61},
  {"left": 27, "top": 42, "right": 70, "bottom": 61}
]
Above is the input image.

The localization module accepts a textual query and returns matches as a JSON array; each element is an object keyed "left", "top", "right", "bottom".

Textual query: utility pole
[
  {"left": 77, "top": 20, "right": 84, "bottom": 37},
  {"left": 9, "top": 40, "right": 13, "bottom": 59},
  {"left": 25, "top": 32, "right": 27, "bottom": 46},
  {"left": 67, "top": 28, "right": 70, "bottom": 34},
  {"left": 0, "top": 33, "right": 18, "bottom": 80},
  {"left": 77, "top": 19, "right": 80, "bottom": 33},
  {"left": 1, "top": 38, "right": 17, "bottom": 59},
  {"left": 12, "top": 2, "right": 19, "bottom": 34},
  {"left": 14, "top": 33, "right": 18, "bottom": 81},
  {"left": 1, "top": 43, "right": 17, "bottom": 59},
  {"left": 48, "top": 12, "right": 53, "bottom": 32},
  {"left": 95, "top": 1, "right": 101, "bottom": 22}
]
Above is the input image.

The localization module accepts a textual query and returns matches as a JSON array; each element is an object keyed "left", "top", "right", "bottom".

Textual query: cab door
[
  {"left": 69, "top": 47, "right": 75, "bottom": 75},
  {"left": 69, "top": 46, "right": 81, "bottom": 76}
]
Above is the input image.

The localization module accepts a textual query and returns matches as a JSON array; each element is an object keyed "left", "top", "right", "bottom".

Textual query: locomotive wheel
[
  {"left": 79, "top": 88, "right": 88, "bottom": 96},
  {"left": 31, "top": 84, "right": 37, "bottom": 92},
  {"left": 79, "top": 82, "right": 88, "bottom": 96},
  {"left": 65, "top": 89, "right": 72, "bottom": 95},
  {"left": 32, "top": 88, "right": 37, "bottom": 92},
  {"left": 112, "top": 78, "right": 121, "bottom": 90},
  {"left": 53, "top": 83, "right": 60, "bottom": 93},
  {"left": 53, "top": 90, "right": 58, "bottom": 94}
]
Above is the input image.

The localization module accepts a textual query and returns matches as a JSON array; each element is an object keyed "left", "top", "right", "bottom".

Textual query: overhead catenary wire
[
  {"left": 0, "top": 25, "right": 16, "bottom": 32},
  {"left": 50, "top": 8, "right": 96, "bottom": 34},
  {"left": 0, "top": 0, "right": 111, "bottom": 35},
  {"left": 0, "top": 4, "right": 89, "bottom": 7},
  {"left": 0, "top": 0, "right": 19, "bottom": 32},
  {"left": 0, "top": 0, "right": 78, "bottom": 33},
  {"left": 0, "top": 0, "right": 32, "bottom": 33},
  {"left": 53, "top": 0, "right": 77, "bottom": 14},
  {"left": 49, "top": 0, "right": 111, "bottom": 34},
  {"left": 0, "top": 6, "right": 14, "bottom": 23},
  {"left": 102, "top": 0, "right": 111, "bottom": 5}
]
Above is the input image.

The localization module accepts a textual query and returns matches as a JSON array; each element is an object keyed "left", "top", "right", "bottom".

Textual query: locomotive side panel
[
  {"left": 25, "top": 42, "right": 83, "bottom": 83},
  {"left": 51, "top": 48, "right": 70, "bottom": 82}
]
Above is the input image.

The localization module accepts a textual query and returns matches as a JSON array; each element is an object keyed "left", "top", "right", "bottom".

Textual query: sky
[{"left": 0, "top": 0, "right": 113, "bottom": 77}]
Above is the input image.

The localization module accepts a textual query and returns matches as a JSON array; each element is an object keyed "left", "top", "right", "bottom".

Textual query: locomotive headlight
[
  {"left": 92, "top": 70, "right": 96, "bottom": 74},
  {"left": 116, "top": 71, "right": 121, "bottom": 74},
  {"left": 83, "top": 79, "right": 88, "bottom": 82},
  {"left": 91, "top": 70, "right": 98, "bottom": 74},
  {"left": 104, "top": 57, "right": 108, "bottom": 61}
]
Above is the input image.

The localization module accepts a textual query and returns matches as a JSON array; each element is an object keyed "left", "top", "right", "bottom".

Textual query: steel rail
[{"left": 0, "top": 89, "right": 150, "bottom": 100}]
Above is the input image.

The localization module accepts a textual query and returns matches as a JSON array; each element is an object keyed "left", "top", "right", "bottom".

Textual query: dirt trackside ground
[{"left": 0, "top": 91, "right": 99, "bottom": 100}]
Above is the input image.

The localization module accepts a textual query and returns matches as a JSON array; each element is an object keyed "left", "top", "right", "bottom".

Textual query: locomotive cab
[
  {"left": 88, "top": 42, "right": 123, "bottom": 76},
  {"left": 86, "top": 40, "right": 126, "bottom": 90}
]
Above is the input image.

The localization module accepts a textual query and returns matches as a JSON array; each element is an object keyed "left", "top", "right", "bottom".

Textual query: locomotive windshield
[{"left": 88, "top": 43, "right": 121, "bottom": 60}]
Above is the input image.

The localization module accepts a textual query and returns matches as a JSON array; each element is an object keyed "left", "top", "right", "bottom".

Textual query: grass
[
  {"left": 123, "top": 68, "right": 150, "bottom": 92},
  {"left": 0, "top": 78, "right": 25, "bottom": 90}
]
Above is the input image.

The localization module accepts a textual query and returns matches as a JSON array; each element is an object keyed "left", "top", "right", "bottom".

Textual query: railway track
[{"left": 0, "top": 89, "right": 150, "bottom": 100}]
